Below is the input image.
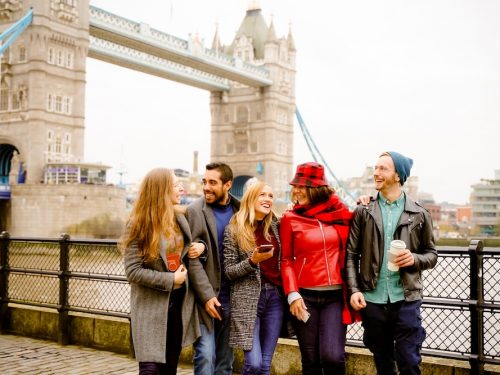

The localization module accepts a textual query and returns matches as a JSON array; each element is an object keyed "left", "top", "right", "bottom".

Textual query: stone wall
[
  {"left": 3, "top": 305, "right": 498, "bottom": 375},
  {"left": 10, "top": 184, "right": 127, "bottom": 238}
]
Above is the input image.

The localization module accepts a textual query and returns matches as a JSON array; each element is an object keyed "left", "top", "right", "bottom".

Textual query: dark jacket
[
  {"left": 186, "top": 195, "right": 240, "bottom": 330},
  {"left": 345, "top": 193, "right": 437, "bottom": 301}
]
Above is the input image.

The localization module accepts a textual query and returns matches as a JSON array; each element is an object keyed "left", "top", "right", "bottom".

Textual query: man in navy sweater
[{"left": 187, "top": 162, "right": 240, "bottom": 375}]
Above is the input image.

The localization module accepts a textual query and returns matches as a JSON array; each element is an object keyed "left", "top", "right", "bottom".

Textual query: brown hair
[
  {"left": 120, "top": 168, "right": 178, "bottom": 263},
  {"left": 291, "top": 185, "right": 335, "bottom": 205}
]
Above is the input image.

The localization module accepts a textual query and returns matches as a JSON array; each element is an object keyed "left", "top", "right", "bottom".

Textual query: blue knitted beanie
[{"left": 388, "top": 151, "right": 413, "bottom": 185}]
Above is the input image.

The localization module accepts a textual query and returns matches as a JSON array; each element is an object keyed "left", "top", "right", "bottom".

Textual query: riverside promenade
[{"left": 0, "top": 334, "right": 196, "bottom": 375}]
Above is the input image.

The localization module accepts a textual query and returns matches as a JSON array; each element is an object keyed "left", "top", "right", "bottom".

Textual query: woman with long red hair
[{"left": 121, "top": 168, "right": 200, "bottom": 374}]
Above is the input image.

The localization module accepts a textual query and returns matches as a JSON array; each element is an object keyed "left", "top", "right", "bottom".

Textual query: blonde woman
[
  {"left": 121, "top": 168, "right": 200, "bottom": 374},
  {"left": 222, "top": 181, "right": 282, "bottom": 375}
]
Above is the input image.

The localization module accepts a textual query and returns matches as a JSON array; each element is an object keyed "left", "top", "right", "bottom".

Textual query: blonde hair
[
  {"left": 120, "top": 168, "right": 178, "bottom": 263},
  {"left": 227, "top": 181, "right": 274, "bottom": 252}
]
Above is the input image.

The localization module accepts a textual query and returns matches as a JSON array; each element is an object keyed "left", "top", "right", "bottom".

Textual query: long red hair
[{"left": 120, "top": 168, "right": 179, "bottom": 263}]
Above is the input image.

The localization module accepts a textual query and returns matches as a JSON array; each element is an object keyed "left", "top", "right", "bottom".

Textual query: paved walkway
[{"left": 0, "top": 334, "right": 195, "bottom": 374}]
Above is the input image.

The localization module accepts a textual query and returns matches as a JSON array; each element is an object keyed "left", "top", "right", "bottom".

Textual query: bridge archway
[
  {"left": 231, "top": 175, "right": 257, "bottom": 199},
  {"left": 0, "top": 144, "right": 20, "bottom": 186}
]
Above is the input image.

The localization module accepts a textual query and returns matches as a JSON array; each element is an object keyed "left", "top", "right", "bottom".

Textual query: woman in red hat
[{"left": 280, "top": 162, "right": 359, "bottom": 375}]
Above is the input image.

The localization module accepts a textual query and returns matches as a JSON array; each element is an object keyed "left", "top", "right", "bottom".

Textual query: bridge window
[
  {"left": 48, "top": 48, "right": 54, "bottom": 64},
  {"left": 66, "top": 52, "right": 74, "bottom": 68},
  {"left": 18, "top": 46, "right": 27, "bottom": 62},
  {"left": 57, "top": 50, "right": 63, "bottom": 66},
  {"left": 63, "top": 97, "right": 72, "bottom": 114},
  {"left": 226, "top": 143, "right": 234, "bottom": 154},
  {"left": 48, "top": 130, "right": 53, "bottom": 140},
  {"left": 11, "top": 93, "right": 20, "bottom": 110},
  {"left": 0, "top": 81, "right": 8, "bottom": 111},
  {"left": 250, "top": 141, "right": 258, "bottom": 153},
  {"left": 55, "top": 95, "right": 63, "bottom": 112},
  {"left": 236, "top": 106, "right": 249, "bottom": 123},
  {"left": 47, "top": 94, "right": 54, "bottom": 111}
]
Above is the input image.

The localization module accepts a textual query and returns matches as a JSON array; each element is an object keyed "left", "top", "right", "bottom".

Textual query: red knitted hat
[{"left": 290, "top": 162, "right": 328, "bottom": 187}]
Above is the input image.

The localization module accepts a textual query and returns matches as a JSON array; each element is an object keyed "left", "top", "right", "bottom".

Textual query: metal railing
[{"left": 0, "top": 232, "right": 498, "bottom": 372}]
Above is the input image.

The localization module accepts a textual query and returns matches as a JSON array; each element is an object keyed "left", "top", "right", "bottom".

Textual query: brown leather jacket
[{"left": 345, "top": 194, "right": 437, "bottom": 301}]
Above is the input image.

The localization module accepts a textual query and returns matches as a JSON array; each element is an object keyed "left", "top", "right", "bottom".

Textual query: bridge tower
[
  {"left": 0, "top": 1, "right": 125, "bottom": 237},
  {"left": 209, "top": 5, "right": 296, "bottom": 201},
  {"left": 0, "top": 0, "right": 89, "bottom": 184}
]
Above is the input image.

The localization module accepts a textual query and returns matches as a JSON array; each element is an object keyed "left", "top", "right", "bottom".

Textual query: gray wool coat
[
  {"left": 123, "top": 213, "right": 201, "bottom": 363},
  {"left": 186, "top": 196, "right": 240, "bottom": 330},
  {"left": 223, "top": 217, "right": 281, "bottom": 350}
]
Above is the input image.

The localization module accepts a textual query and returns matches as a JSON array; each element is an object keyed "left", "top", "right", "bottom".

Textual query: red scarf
[{"left": 292, "top": 194, "right": 352, "bottom": 226}]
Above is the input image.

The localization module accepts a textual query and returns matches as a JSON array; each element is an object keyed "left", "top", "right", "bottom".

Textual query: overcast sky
[{"left": 85, "top": 0, "right": 500, "bottom": 205}]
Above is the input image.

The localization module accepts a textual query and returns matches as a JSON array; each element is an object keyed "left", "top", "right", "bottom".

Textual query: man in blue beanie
[{"left": 345, "top": 151, "right": 437, "bottom": 375}]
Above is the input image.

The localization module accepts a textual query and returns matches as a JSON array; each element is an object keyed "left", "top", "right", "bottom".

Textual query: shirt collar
[{"left": 379, "top": 192, "right": 405, "bottom": 207}]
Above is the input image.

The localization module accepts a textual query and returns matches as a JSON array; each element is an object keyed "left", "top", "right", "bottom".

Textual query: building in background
[
  {"left": 344, "top": 166, "right": 419, "bottom": 202},
  {"left": 470, "top": 170, "right": 500, "bottom": 236}
]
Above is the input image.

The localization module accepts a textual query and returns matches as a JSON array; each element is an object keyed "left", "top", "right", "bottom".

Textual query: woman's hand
[
  {"left": 357, "top": 195, "right": 371, "bottom": 205},
  {"left": 290, "top": 298, "right": 309, "bottom": 321},
  {"left": 250, "top": 246, "right": 274, "bottom": 264},
  {"left": 173, "top": 265, "right": 187, "bottom": 287}
]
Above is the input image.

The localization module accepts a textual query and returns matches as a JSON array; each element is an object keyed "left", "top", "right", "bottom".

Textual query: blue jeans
[
  {"left": 193, "top": 303, "right": 234, "bottom": 375},
  {"left": 292, "top": 289, "right": 346, "bottom": 375},
  {"left": 361, "top": 300, "right": 426, "bottom": 375},
  {"left": 241, "top": 284, "right": 284, "bottom": 375}
]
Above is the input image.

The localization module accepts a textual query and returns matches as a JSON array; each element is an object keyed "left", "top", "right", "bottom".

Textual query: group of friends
[{"left": 120, "top": 150, "right": 438, "bottom": 375}]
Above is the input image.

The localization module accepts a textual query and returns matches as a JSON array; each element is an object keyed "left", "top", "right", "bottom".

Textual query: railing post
[
  {"left": 0, "top": 231, "right": 10, "bottom": 333},
  {"left": 58, "top": 233, "right": 70, "bottom": 345},
  {"left": 469, "top": 239, "right": 484, "bottom": 375}
]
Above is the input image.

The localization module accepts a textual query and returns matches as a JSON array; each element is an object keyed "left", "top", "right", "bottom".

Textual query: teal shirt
[{"left": 364, "top": 192, "right": 406, "bottom": 303}]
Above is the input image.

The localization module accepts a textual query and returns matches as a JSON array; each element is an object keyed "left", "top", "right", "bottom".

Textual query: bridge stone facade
[
  {"left": 0, "top": 1, "right": 295, "bottom": 235},
  {"left": 209, "top": 7, "right": 296, "bottom": 200}
]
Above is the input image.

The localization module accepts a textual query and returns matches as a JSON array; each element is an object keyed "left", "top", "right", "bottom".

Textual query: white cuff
[{"left": 287, "top": 291, "right": 302, "bottom": 305}]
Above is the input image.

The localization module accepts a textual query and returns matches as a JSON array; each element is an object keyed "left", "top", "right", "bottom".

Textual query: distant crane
[{"left": 295, "top": 108, "right": 357, "bottom": 209}]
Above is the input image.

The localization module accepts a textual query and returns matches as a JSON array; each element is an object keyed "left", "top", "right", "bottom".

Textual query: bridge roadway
[{"left": 0, "top": 334, "right": 198, "bottom": 374}]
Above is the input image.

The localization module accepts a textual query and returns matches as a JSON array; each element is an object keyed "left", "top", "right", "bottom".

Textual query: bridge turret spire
[
  {"left": 211, "top": 22, "right": 222, "bottom": 53},
  {"left": 287, "top": 23, "right": 296, "bottom": 51},
  {"left": 267, "top": 16, "right": 277, "bottom": 42}
]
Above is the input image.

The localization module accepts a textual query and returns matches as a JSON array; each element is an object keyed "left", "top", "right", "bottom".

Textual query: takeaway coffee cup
[{"left": 388, "top": 240, "right": 406, "bottom": 272}]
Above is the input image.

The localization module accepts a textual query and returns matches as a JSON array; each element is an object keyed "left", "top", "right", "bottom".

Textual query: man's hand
[
  {"left": 188, "top": 242, "right": 205, "bottom": 259},
  {"left": 350, "top": 292, "right": 367, "bottom": 311},
  {"left": 394, "top": 249, "right": 415, "bottom": 268},
  {"left": 204, "top": 297, "right": 222, "bottom": 320}
]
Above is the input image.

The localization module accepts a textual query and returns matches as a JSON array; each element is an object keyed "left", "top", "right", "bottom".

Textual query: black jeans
[
  {"left": 292, "top": 289, "right": 346, "bottom": 375},
  {"left": 139, "top": 285, "right": 185, "bottom": 375},
  {"left": 361, "top": 300, "right": 426, "bottom": 375}
]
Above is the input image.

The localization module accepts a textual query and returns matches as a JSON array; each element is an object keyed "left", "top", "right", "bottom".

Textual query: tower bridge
[{"left": 0, "top": 0, "right": 297, "bottom": 236}]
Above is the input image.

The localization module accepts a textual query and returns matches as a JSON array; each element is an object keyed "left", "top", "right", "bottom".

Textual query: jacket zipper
[
  {"left": 298, "top": 258, "right": 306, "bottom": 280},
  {"left": 318, "top": 220, "right": 332, "bottom": 285}
]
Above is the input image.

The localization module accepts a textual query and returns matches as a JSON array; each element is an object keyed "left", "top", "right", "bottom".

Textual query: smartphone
[
  {"left": 214, "top": 304, "right": 223, "bottom": 317},
  {"left": 301, "top": 310, "right": 311, "bottom": 323},
  {"left": 258, "top": 244, "right": 274, "bottom": 253}
]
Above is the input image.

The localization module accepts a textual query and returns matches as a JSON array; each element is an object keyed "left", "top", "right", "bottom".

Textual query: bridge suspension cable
[
  {"left": 295, "top": 107, "right": 357, "bottom": 210},
  {"left": 0, "top": 8, "right": 33, "bottom": 55}
]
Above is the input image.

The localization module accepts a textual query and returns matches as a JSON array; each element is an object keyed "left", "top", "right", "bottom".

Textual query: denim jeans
[
  {"left": 193, "top": 302, "right": 234, "bottom": 375},
  {"left": 292, "top": 289, "right": 346, "bottom": 375},
  {"left": 361, "top": 300, "right": 426, "bottom": 375},
  {"left": 241, "top": 283, "right": 284, "bottom": 375}
]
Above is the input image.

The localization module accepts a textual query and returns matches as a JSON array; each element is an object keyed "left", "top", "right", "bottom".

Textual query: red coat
[{"left": 280, "top": 210, "right": 358, "bottom": 324}]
